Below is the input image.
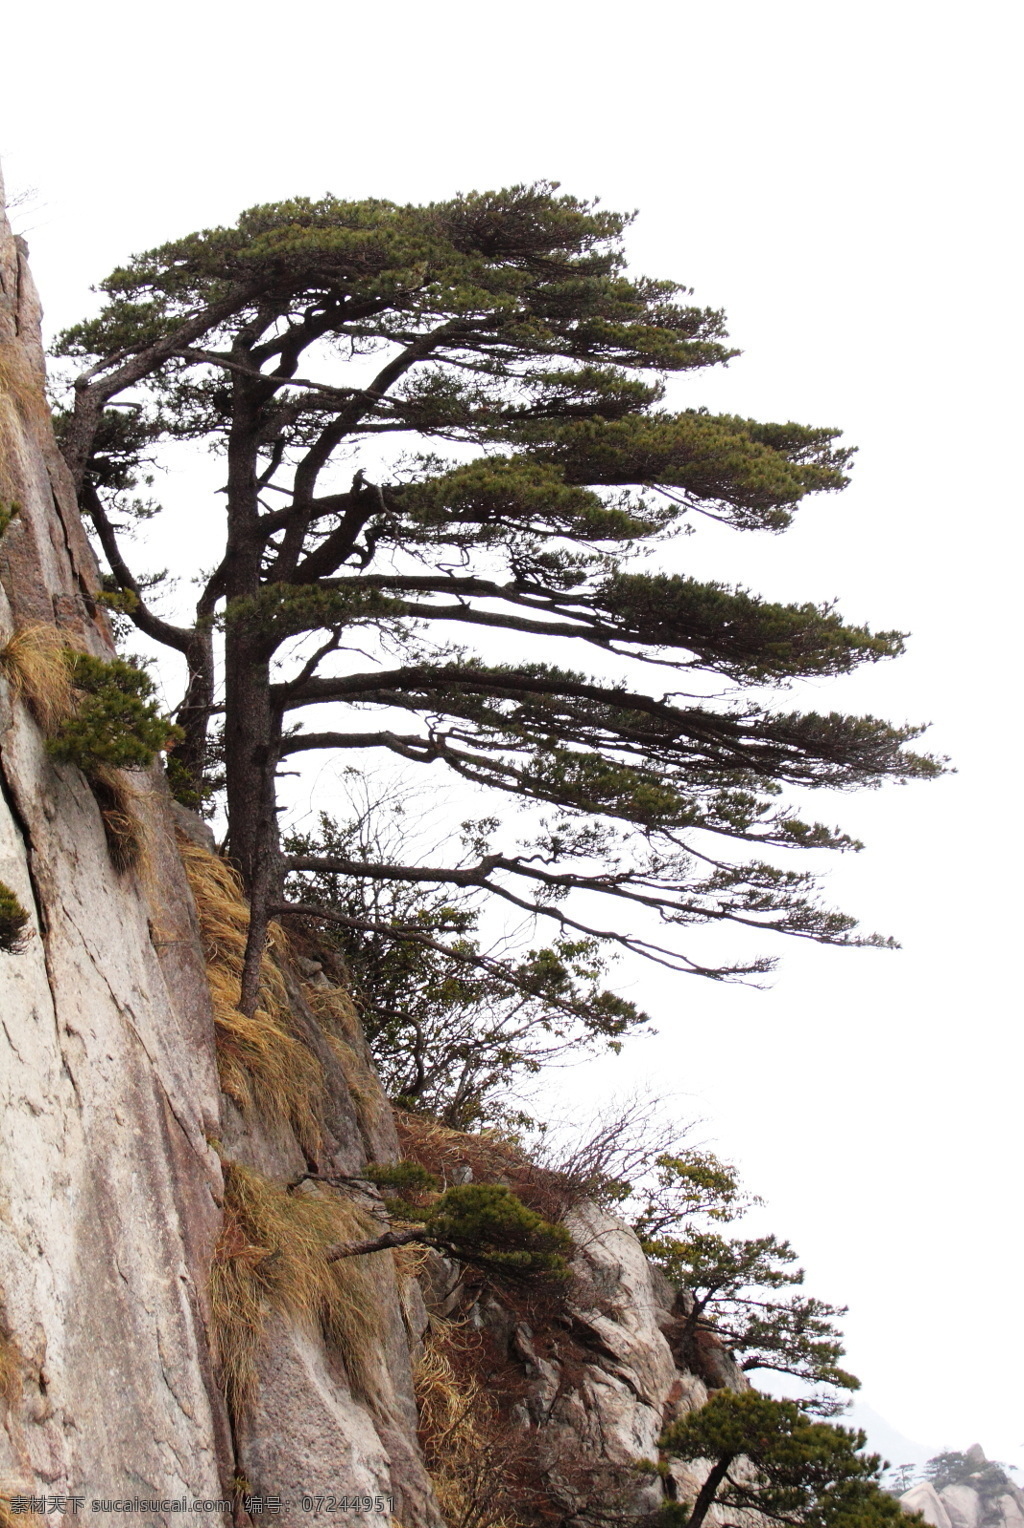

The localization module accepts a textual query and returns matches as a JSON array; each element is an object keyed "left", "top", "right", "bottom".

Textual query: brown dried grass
[
  {"left": 309, "top": 984, "right": 395, "bottom": 1151},
  {"left": 390, "top": 1239, "right": 433, "bottom": 1286},
  {"left": 0, "top": 342, "right": 48, "bottom": 425},
  {"left": 396, "top": 1114, "right": 523, "bottom": 1183},
  {"left": 210, "top": 1160, "right": 382, "bottom": 1419},
  {"left": 0, "top": 1311, "right": 36, "bottom": 1521},
  {"left": 177, "top": 836, "right": 326, "bottom": 1153},
  {"left": 395, "top": 1113, "right": 578, "bottom": 1227},
  {"left": 0, "top": 338, "right": 49, "bottom": 504},
  {"left": 0, "top": 1501, "right": 44, "bottom": 1528},
  {"left": 0, "top": 629, "right": 152, "bottom": 876},
  {"left": 0, "top": 1312, "right": 22, "bottom": 1412},
  {"left": 415, "top": 1320, "right": 522, "bottom": 1528},
  {"left": 89, "top": 765, "right": 149, "bottom": 876},
  {"left": 0, "top": 623, "right": 75, "bottom": 732}
]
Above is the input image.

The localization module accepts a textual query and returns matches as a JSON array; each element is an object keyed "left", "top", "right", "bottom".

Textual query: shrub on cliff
[
  {"left": 0, "top": 500, "right": 19, "bottom": 540},
  {"left": 211, "top": 1160, "right": 381, "bottom": 1418},
  {"left": 0, "top": 882, "right": 30, "bottom": 953},
  {"left": 536, "top": 1110, "right": 858, "bottom": 1414},
  {"left": 326, "top": 1179, "right": 571, "bottom": 1282},
  {"left": 649, "top": 1229, "right": 858, "bottom": 1414},
  {"left": 46, "top": 653, "right": 180, "bottom": 772},
  {"left": 286, "top": 788, "right": 647, "bottom": 1132},
  {"left": 626, "top": 1150, "right": 858, "bottom": 1414}
]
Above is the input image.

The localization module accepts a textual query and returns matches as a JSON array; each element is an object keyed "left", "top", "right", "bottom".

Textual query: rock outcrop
[
  {"left": 397, "top": 1120, "right": 746, "bottom": 1527},
  {"left": 902, "top": 1450, "right": 1024, "bottom": 1528}
]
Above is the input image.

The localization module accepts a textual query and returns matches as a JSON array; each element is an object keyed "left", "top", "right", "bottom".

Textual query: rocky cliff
[
  {"left": 902, "top": 1449, "right": 1024, "bottom": 1528},
  {"left": 0, "top": 173, "right": 741, "bottom": 1528}
]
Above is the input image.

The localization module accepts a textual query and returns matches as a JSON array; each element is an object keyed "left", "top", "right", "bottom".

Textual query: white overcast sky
[{"left": 3, "top": 0, "right": 1021, "bottom": 1470}]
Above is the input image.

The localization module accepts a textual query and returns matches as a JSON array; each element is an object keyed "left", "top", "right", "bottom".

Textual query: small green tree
[
  {"left": 0, "top": 500, "right": 20, "bottom": 540},
  {"left": 660, "top": 1390, "right": 910, "bottom": 1528},
  {"left": 923, "top": 1451, "right": 1015, "bottom": 1505},
  {"left": 647, "top": 1230, "right": 858, "bottom": 1412},
  {"left": 631, "top": 1150, "right": 757, "bottom": 1238},
  {"left": 611, "top": 1149, "right": 856, "bottom": 1413},
  {"left": 324, "top": 1180, "right": 571, "bottom": 1281},
  {"left": 47, "top": 653, "right": 181, "bottom": 772},
  {"left": 923, "top": 1453, "right": 975, "bottom": 1492},
  {"left": 0, "top": 881, "right": 31, "bottom": 953},
  {"left": 886, "top": 1464, "right": 919, "bottom": 1496}
]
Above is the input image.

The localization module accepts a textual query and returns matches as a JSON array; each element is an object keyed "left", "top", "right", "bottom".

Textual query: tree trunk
[
  {"left": 682, "top": 1452, "right": 735, "bottom": 1528},
  {"left": 220, "top": 378, "right": 282, "bottom": 1015},
  {"left": 223, "top": 625, "right": 276, "bottom": 886},
  {"left": 174, "top": 626, "right": 216, "bottom": 805},
  {"left": 225, "top": 629, "right": 282, "bottom": 1018}
]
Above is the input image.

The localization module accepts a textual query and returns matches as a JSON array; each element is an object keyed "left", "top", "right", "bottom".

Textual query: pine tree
[
  {"left": 661, "top": 1391, "right": 913, "bottom": 1528},
  {"left": 650, "top": 1230, "right": 858, "bottom": 1411},
  {"left": 628, "top": 1155, "right": 856, "bottom": 1412},
  {"left": 57, "top": 184, "right": 942, "bottom": 1012}
]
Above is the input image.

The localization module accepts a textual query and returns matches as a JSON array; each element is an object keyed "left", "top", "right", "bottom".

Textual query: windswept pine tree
[
  {"left": 661, "top": 1391, "right": 914, "bottom": 1528},
  {"left": 57, "top": 184, "right": 942, "bottom": 1013}
]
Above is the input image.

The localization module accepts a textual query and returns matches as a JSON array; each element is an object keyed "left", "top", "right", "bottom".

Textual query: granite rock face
[
  {"left": 1, "top": 169, "right": 230, "bottom": 1507},
  {"left": 413, "top": 1166, "right": 747, "bottom": 1526},
  {"left": 903, "top": 1484, "right": 955, "bottom": 1528}
]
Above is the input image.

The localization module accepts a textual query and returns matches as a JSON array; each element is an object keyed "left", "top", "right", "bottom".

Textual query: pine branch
[{"left": 81, "top": 482, "right": 192, "bottom": 650}]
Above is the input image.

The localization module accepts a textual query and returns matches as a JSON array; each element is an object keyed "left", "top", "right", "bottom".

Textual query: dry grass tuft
[
  {"left": 0, "top": 1503, "right": 43, "bottom": 1528},
  {"left": 307, "top": 984, "right": 394, "bottom": 1150},
  {"left": 396, "top": 1113, "right": 577, "bottom": 1227},
  {"left": 304, "top": 979, "right": 363, "bottom": 1043},
  {"left": 0, "top": 881, "right": 31, "bottom": 954},
  {"left": 0, "top": 1492, "right": 46, "bottom": 1528},
  {"left": 416, "top": 1321, "right": 522, "bottom": 1528},
  {"left": 0, "top": 1317, "right": 35, "bottom": 1520},
  {"left": 0, "top": 342, "right": 49, "bottom": 425},
  {"left": 0, "top": 624, "right": 75, "bottom": 732},
  {"left": 178, "top": 835, "right": 325, "bottom": 1152},
  {"left": 89, "top": 765, "right": 149, "bottom": 875},
  {"left": 0, "top": 1312, "right": 22, "bottom": 1412},
  {"left": 0, "top": 338, "right": 49, "bottom": 506},
  {"left": 396, "top": 1114, "right": 529, "bottom": 1193},
  {"left": 0, "top": 629, "right": 152, "bottom": 876},
  {"left": 211, "top": 1159, "right": 383, "bottom": 1419},
  {"left": 390, "top": 1239, "right": 433, "bottom": 1288}
]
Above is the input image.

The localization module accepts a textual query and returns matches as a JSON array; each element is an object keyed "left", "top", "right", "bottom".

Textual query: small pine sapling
[
  {"left": 326, "top": 1180, "right": 572, "bottom": 1282},
  {"left": 364, "top": 1160, "right": 440, "bottom": 1218},
  {"left": 47, "top": 653, "right": 181, "bottom": 772},
  {"left": 425, "top": 1183, "right": 573, "bottom": 1279},
  {"left": 0, "top": 882, "right": 31, "bottom": 953},
  {"left": 0, "top": 500, "right": 20, "bottom": 540},
  {"left": 626, "top": 1151, "right": 857, "bottom": 1414}
]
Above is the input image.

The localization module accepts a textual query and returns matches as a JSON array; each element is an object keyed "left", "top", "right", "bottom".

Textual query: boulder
[
  {"left": 902, "top": 1483, "right": 954, "bottom": 1528},
  {"left": 942, "top": 1483, "right": 983, "bottom": 1528}
]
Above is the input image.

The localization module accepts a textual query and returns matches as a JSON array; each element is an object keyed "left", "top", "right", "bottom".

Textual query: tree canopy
[
  {"left": 56, "top": 182, "right": 942, "bottom": 1014},
  {"left": 660, "top": 1391, "right": 911, "bottom": 1528},
  {"left": 621, "top": 1149, "right": 857, "bottom": 1413},
  {"left": 655, "top": 1229, "right": 858, "bottom": 1413}
]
